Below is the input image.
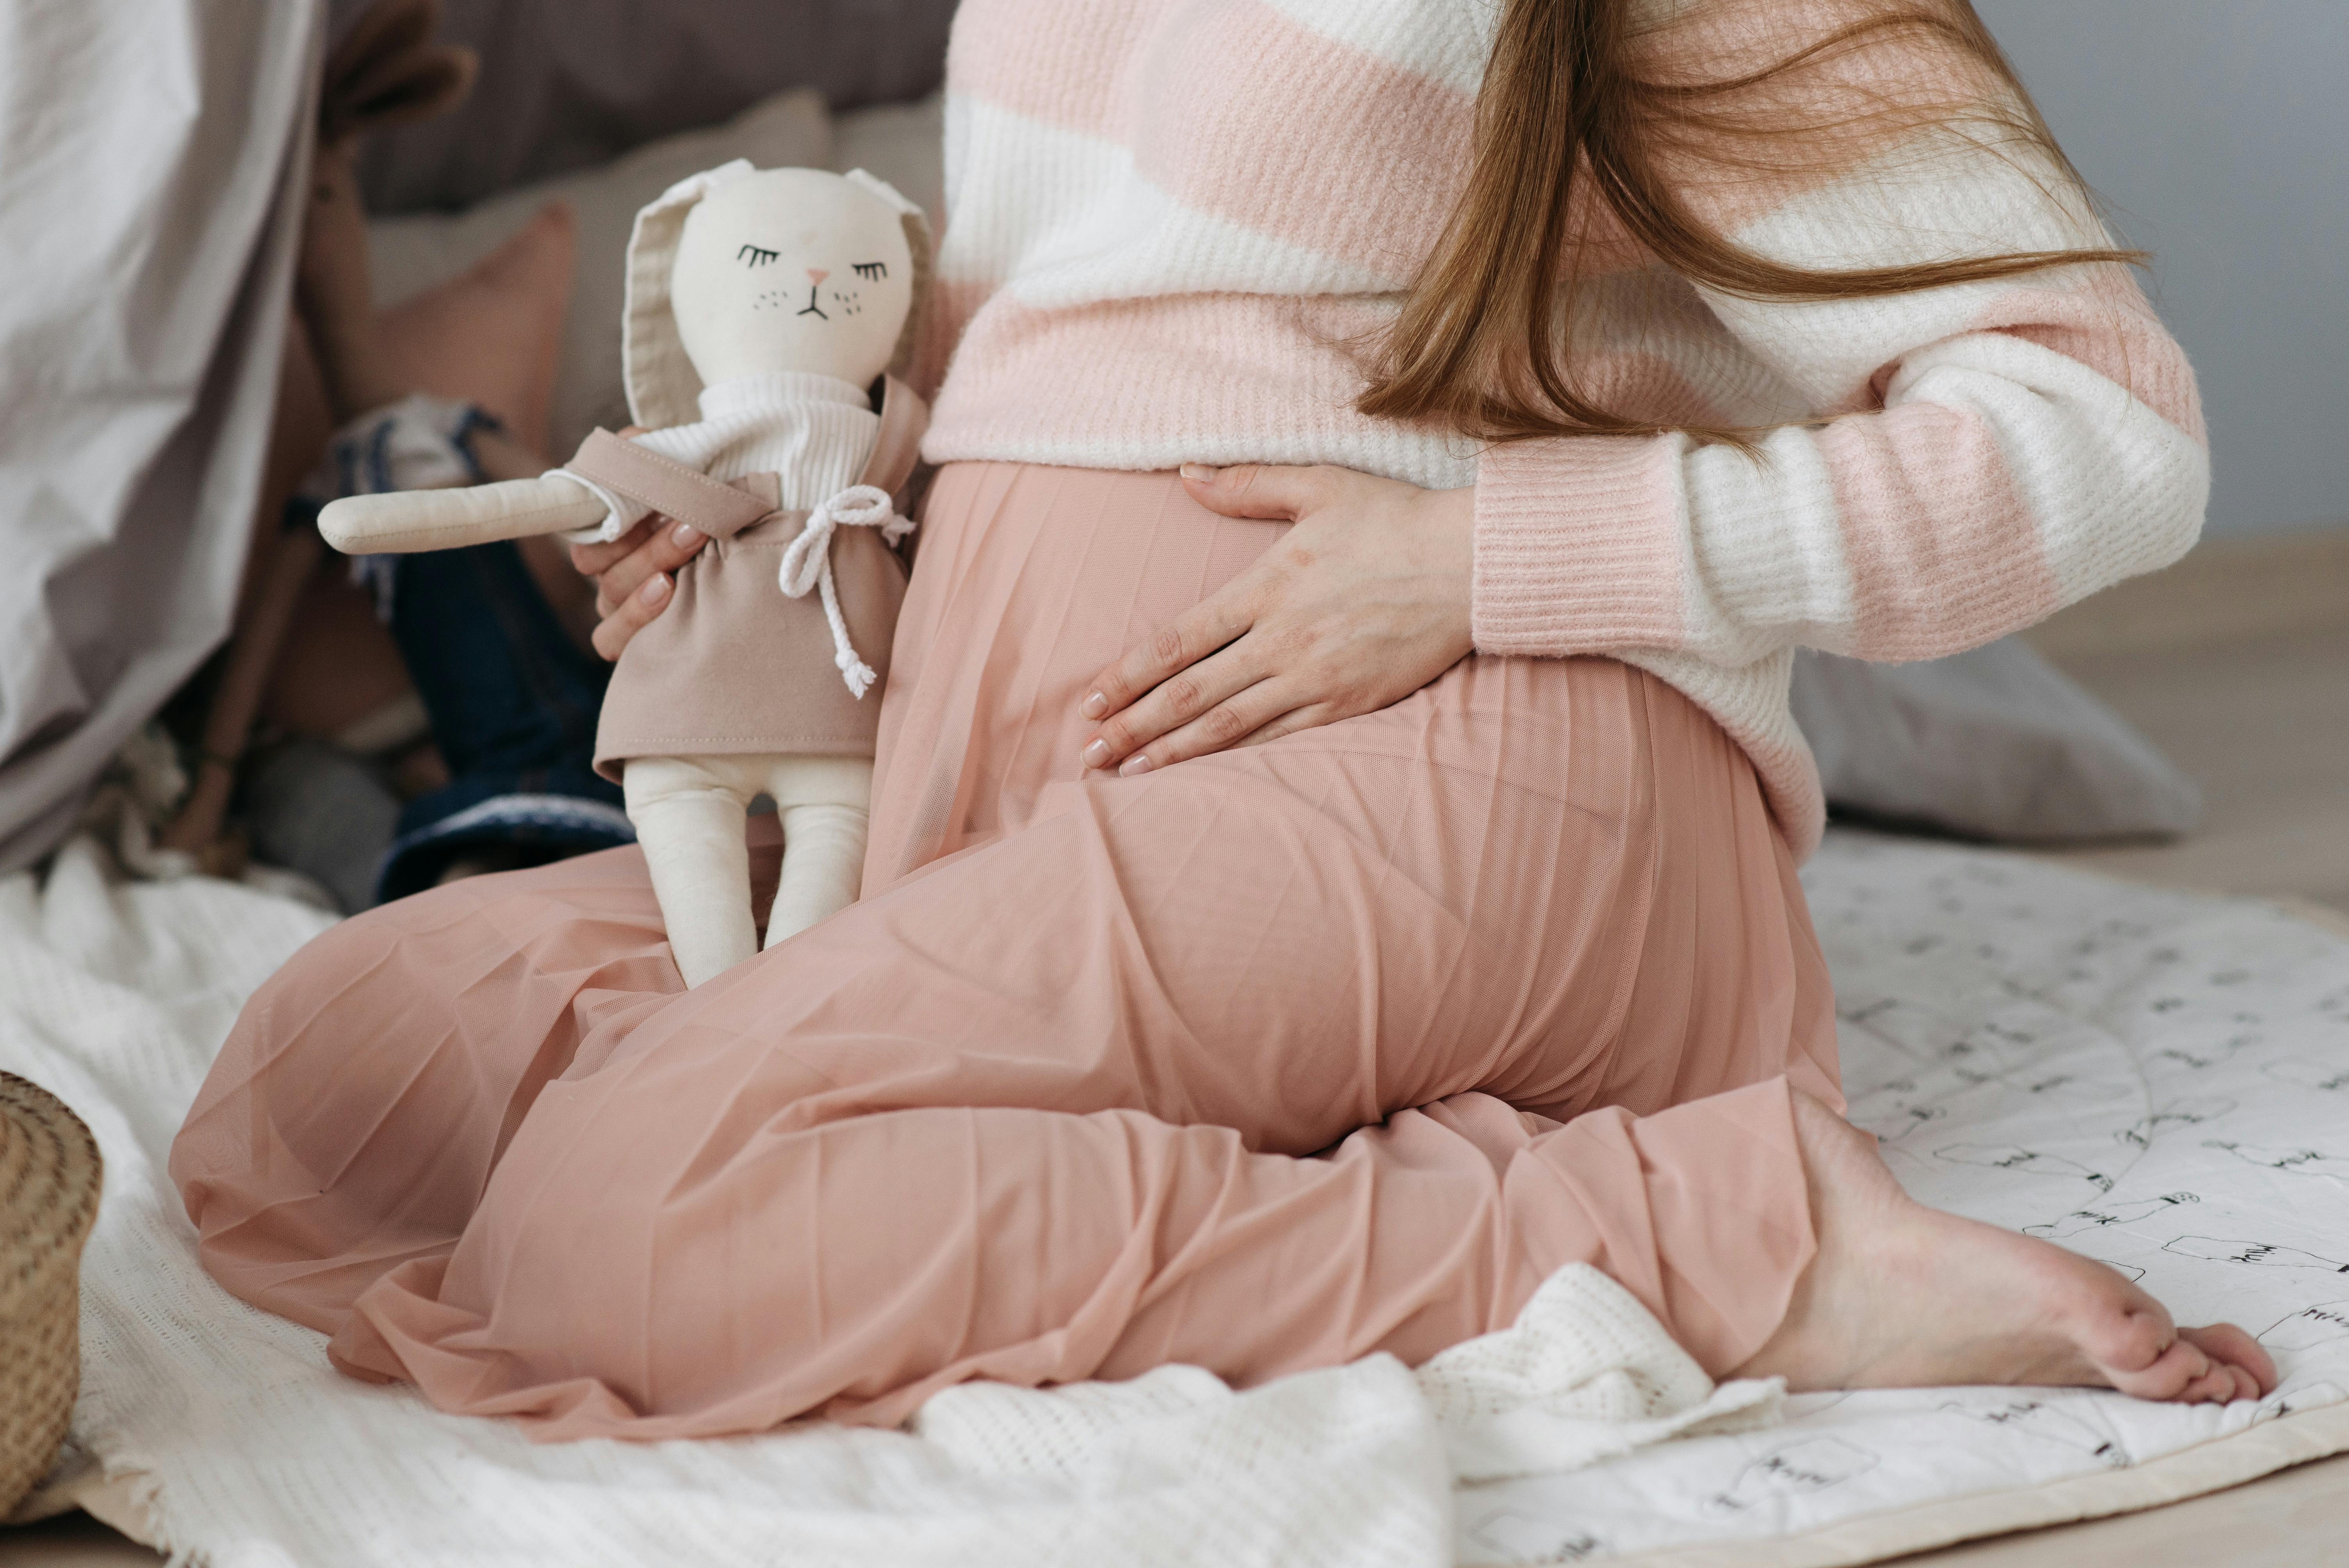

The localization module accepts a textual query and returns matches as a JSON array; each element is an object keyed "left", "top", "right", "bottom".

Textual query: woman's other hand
[
  {"left": 569, "top": 424, "right": 709, "bottom": 660},
  {"left": 1078, "top": 464, "right": 1473, "bottom": 775},
  {"left": 572, "top": 514, "right": 708, "bottom": 661}
]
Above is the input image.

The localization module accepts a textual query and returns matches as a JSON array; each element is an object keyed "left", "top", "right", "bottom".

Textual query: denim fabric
[{"left": 375, "top": 541, "right": 633, "bottom": 902}]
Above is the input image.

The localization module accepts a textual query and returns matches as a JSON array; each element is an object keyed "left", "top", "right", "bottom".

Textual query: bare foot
[{"left": 1732, "top": 1093, "right": 2278, "bottom": 1403}]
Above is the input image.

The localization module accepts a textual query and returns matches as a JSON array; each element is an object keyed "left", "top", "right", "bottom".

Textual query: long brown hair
[{"left": 1358, "top": 0, "right": 2140, "bottom": 444}]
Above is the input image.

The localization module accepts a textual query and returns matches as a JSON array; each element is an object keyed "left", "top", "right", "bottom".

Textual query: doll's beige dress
[{"left": 566, "top": 376, "right": 928, "bottom": 780}]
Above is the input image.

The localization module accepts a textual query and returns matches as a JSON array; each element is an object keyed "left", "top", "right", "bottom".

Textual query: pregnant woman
[{"left": 173, "top": 0, "right": 2272, "bottom": 1436}]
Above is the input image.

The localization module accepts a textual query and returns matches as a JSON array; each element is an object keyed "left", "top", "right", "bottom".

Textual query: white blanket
[{"left": 8, "top": 831, "right": 2349, "bottom": 1566}]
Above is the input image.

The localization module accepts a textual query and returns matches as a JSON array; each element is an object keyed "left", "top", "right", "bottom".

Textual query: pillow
[
  {"left": 829, "top": 93, "right": 945, "bottom": 239},
  {"left": 374, "top": 200, "right": 575, "bottom": 453},
  {"left": 366, "top": 88, "right": 832, "bottom": 458},
  {"left": 1789, "top": 638, "right": 2204, "bottom": 845},
  {"left": 269, "top": 198, "right": 576, "bottom": 515},
  {"left": 258, "top": 203, "right": 577, "bottom": 738},
  {"left": 337, "top": 0, "right": 957, "bottom": 215}
]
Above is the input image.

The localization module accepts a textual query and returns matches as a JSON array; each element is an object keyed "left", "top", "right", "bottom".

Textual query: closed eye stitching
[
  {"left": 738, "top": 244, "right": 781, "bottom": 267},
  {"left": 852, "top": 260, "right": 887, "bottom": 280}
]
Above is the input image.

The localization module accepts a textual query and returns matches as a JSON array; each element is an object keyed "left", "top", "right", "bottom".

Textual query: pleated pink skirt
[{"left": 171, "top": 463, "right": 1841, "bottom": 1439}]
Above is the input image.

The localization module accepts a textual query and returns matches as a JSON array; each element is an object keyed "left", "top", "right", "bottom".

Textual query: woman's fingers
[
  {"left": 1233, "top": 704, "right": 1339, "bottom": 750},
  {"left": 1105, "top": 688, "right": 1353, "bottom": 776},
  {"left": 570, "top": 517, "right": 655, "bottom": 583},
  {"left": 590, "top": 570, "right": 674, "bottom": 662},
  {"left": 1117, "top": 688, "right": 1326, "bottom": 773},
  {"left": 578, "top": 517, "right": 708, "bottom": 615},
  {"left": 1080, "top": 580, "right": 1260, "bottom": 731},
  {"left": 1084, "top": 647, "right": 1273, "bottom": 773},
  {"left": 1178, "top": 462, "right": 1338, "bottom": 521}
]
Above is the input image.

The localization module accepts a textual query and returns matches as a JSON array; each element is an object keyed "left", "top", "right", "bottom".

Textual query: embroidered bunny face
[{"left": 669, "top": 168, "right": 915, "bottom": 390}]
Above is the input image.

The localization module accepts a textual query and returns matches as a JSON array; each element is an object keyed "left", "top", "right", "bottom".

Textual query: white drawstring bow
[{"left": 777, "top": 483, "right": 914, "bottom": 698}]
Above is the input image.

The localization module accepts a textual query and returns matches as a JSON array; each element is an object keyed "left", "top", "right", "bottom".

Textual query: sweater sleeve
[{"left": 1471, "top": 127, "right": 2209, "bottom": 668}]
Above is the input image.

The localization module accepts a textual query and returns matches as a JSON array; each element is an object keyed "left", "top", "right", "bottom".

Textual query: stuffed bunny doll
[{"left": 320, "top": 161, "right": 932, "bottom": 985}]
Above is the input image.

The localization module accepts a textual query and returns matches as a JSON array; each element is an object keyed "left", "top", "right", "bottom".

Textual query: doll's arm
[{"left": 317, "top": 474, "right": 608, "bottom": 555}]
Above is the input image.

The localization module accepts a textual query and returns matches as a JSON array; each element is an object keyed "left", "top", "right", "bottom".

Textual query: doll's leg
[
  {"left": 762, "top": 755, "right": 875, "bottom": 946},
  {"left": 623, "top": 754, "right": 769, "bottom": 986}
]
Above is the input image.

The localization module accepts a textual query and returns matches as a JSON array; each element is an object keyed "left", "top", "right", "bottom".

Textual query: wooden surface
[
  {"left": 1895, "top": 1450, "right": 2349, "bottom": 1566},
  {"left": 2030, "top": 624, "right": 2349, "bottom": 917},
  {"left": 2024, "top": 523, "right": 2349, "bottom": 663},
  {"left": 8, "top": 538, "right": 2345, "bottom": 1568}
]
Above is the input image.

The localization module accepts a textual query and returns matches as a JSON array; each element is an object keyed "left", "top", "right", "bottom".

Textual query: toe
[
  {"left": 2179, "top": 1324, "right": 2278, "bottom": 1397},
  {"left": 2180, "top": 1365, "right": 2239, "bottom": 1404},
  {"left": 2110, "top": 1335, "right": 2214, "bottom": 1401},
  {"left": 2086, "top": 1302, "right": 2176, "bottom": 1378}
]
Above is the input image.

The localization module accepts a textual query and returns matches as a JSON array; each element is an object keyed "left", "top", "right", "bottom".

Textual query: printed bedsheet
[{"left": 1465, "top": 832, "right": 2349, "bottom": 1566}]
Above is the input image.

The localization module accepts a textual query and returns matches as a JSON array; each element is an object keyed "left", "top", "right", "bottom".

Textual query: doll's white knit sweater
[{"left": 561, "top": 371, "right": 882, "bottom": 540}]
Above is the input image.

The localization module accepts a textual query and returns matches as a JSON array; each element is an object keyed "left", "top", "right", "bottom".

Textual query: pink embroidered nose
[{"left": 806, "top": 268, "right": 830, "bottom": 284}]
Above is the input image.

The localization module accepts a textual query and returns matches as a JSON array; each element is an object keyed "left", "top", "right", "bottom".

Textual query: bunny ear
[
  {"left": 842, "top": 170, "right": 935, "bottom": 385},
  {"left": 621, "top": 161, "right": 761, "bottom": 430},
  {"left": 319, "top": 0, "right": 478, "bottom": 148}
]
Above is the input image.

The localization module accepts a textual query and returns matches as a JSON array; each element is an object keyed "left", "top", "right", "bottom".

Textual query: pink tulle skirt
[{"left": 172, "top": 462, "right": 1839, "bottom": 1439}]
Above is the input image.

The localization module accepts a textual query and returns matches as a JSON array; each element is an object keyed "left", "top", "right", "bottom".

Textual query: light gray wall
[{"left": 1973, "top": 1, "right": 2349, "bottom": 537}]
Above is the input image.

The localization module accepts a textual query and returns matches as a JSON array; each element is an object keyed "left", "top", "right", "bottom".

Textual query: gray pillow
[
  {"left": 1789, "top": 638, "right": 2202, "bottom": 844},
  {"left": 334, "top": 0, "right": 960, "bottom": 215}
]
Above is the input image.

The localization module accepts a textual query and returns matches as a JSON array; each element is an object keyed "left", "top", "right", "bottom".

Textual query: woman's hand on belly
[{"left": 1078, "top": 464, "right": 1473, "bottom": 775}]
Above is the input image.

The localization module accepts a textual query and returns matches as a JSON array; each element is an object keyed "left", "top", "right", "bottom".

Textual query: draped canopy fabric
[
  {"left": 0, "top": 0, "right": 324, "bottom": 872},
  {"left": 0, "top": 0, "right": 959, "bottom": 875}
]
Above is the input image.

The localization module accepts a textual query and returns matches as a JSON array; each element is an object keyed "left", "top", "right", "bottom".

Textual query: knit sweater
[
  {"left": 561, "top": 371, "right": 881, "bottom": 542},
  {"left": 915, "top": 0, "right": 2209, "bottom": 855}
]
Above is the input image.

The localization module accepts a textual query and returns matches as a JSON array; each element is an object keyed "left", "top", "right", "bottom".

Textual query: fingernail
[
  {"left": 1178, "top": 463, "right": 1218, "bottom": 481},
  {"left": 1082, "top": 739, "right": 1111, "bottom": 768},
  {"left": 672, "top": 522, "right": 702, "bottom": 547},
  {"left": 1080, "top": 691, "right": 1108, "bottom": 720},
  {"left": 1118, "top": 755, "right": 1153, "bottom": 778},
  {"left": 641, "top": 574, "right": 669, "bottom": 602}
]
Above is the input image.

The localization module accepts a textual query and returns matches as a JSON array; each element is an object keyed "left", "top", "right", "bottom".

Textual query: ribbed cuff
[{"left": 1472, "top": 435, "right": 1687, "bottom": 657}]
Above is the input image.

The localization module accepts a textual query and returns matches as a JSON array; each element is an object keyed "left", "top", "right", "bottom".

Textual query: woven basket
[{"left": 0, "top": 1071, "right": 103, "bottom": 1517}]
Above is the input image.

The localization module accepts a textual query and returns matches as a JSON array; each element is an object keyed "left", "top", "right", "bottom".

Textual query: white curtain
[{"left": 0, "top": 0, "right": 324, "bottom": 871}]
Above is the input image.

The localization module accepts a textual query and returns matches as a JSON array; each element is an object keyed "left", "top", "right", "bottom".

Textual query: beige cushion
[
  {"left": 829, "top": 93, "right": 945, "bottom": 241},
  {"left": 373, "top": 201, "right": 576, "bottom": 454},
  {"left": 367, "top": 89, "right": 833, "bottom": 458}
]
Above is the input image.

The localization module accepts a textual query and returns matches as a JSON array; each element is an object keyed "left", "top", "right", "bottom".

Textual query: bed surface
[
  {"left": 7, "top": 828, "right": 2349, "bottom": 1567},
  {"left": 1450, "top": 832, "right": 2349, "bottom": 1564}
]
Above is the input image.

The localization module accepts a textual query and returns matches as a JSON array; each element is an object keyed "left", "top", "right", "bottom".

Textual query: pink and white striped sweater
[{"left": 915, "top": 0, "right": 2209, "bottom": 856}]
